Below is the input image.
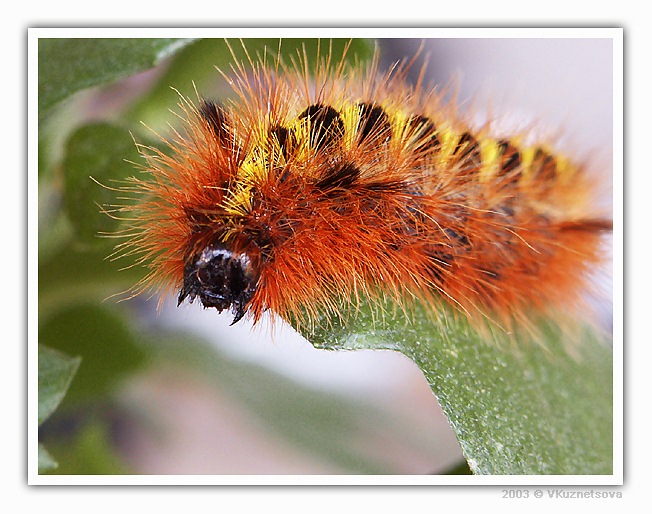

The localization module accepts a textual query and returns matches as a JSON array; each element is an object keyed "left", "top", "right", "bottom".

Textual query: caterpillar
[{"left": 112, "top": 40, "right": 611, "bottom": 336}]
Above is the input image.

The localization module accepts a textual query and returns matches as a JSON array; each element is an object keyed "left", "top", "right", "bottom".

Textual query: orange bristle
[{"left": 109, "top": 41, "right": 611, "bottom": 338}]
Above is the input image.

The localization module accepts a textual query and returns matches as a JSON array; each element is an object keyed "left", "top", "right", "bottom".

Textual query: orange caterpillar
[{"left": 113, "top": 41, "right": 611, "bottom": 335}]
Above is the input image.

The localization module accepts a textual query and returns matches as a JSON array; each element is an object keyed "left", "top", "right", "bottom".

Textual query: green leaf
[
  {"left": 40, "top": 127, "right": 147, "bottom": 315},
  {"left": 38, "top": 345, "right": 81, "bottom": 473},
  {"left": 38, "top": 443, "right": 59, "bottom": 472},
  {"left": 43, "top": 419, "right": 132, "bottom": 475},
  {"left": 38, "top": 38, "right": 194, "bottom": 117},
  {"left": 38, "top": 345, "right": 81, "bottom": 425},
  {"left": 303, "top": 301, "right": 613, "bottom": 475},
  {"left": 38, "top": 241, "right": 146, "bottom": 321},
  {"left": 61, "top": 122, "right": 141, "bottom": 245},
  {"left": 38, "top": 304, "right": 147, "bottom": 405}
]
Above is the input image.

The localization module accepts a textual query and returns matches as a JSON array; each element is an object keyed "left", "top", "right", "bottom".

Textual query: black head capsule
[{"left": 178, "top": 244, "right": 257, "bottom": 324}]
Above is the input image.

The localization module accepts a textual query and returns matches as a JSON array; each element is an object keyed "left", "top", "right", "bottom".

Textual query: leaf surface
[
  {"left": 304, "top": 302, "right": 613, "bottom": 475},
  {"left": 38, "top": 38, "right": 194, "bottom": 117}
]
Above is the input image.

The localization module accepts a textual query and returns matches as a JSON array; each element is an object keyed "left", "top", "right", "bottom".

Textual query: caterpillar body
[{"left": 115, "top": 41, "right": 611, "bottom": 335}]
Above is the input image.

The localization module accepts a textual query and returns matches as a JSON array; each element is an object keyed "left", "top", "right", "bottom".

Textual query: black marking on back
[
  {"left": 200, "top": 100, "right": 229, "bottom": 141},
  {"left": 315, "top": 161, "right": 360, "bottom": 191},
  {"left": 363, "top": 180, "right": 406, "bottom": 193},
  {"left": 298, "top": 103, "right": 344, "bottom": 150},
  {"left": 453, "top": 132, "right": 482, "bottom": 168},
  {"left": 532, "top": 148, "right": 558, "bottom": 183},
  {"left": 270, "top": 124, "right": 294, "bottom": 160},
  {"left": 409, "top": 115, "right": 440, "bottom": 151},
  {"left": 497, "top": 139, "right": 522, "bottom": 176},
  {"left": 357, "top": 102, "right": 391, "bottom": 143}
]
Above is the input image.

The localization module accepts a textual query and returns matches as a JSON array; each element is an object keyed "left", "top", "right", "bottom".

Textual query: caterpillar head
[{"left": 178, "top": 244, "right": 257, "bottom": 324}]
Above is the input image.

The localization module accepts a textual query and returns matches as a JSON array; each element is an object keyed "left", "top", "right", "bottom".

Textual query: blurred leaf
[
  {"left": 41, "top": 122, "right": 147, "bottom": 315},
  {"left": 128, "top": 37, "right": 375, "bottom": 130},
  {"left": 61, "top": 122, "right": 141, "bottom": 245},
  {"left": 39, "top": 304, "right": 147, "bottom": 405},
  {"left": 38, "top": 443, "right": 59, "bottom": 472},
  {"left": 38, "top": 241, "right": 146, "bottom": 320},
  {"left": 38, "top": 345, "right": 81, "bottom": 473},
  {"left": 44, "top": 419, "right": 131, "bottom": 475},
  {"left": 38, "top": 345, "right": 81, "bottom": 425},
  {"left": 303, "top": 301, "right": 613, "bottom": 475},
  {"left": 38, "top": 38, "right": 194, "bottom": 118},
  {"left": 37, "top": 304, "right": 148, "bottom": 475},
  {"left": 442, "top": 459, "right": 473, "bottom": 475}
]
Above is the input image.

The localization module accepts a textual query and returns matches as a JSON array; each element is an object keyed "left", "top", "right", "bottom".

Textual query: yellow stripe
[
  {"left": 519, "top": 147, "right": 536, "bottom": 180},
  {"left": 218, "top": 100, "right": 581, "bottom": 216},
  {"left": 438, "top": 128, "right": 458, "bottom": 159},
  {"left": 339, "top": 103, "right": 360, "bottom": 152},
  {"left": 478, "top": 138, "right": 499, "bottom": 182}
]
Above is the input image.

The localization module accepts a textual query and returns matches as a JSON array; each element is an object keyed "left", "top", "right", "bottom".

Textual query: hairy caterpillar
[{"left": 112, "top": 40, "right": 611, "bottom": 336}]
